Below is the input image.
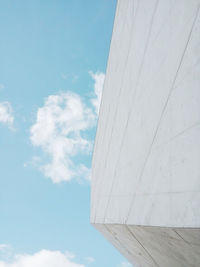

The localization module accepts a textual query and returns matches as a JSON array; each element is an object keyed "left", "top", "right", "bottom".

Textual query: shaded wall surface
[{"left": 91, "top": 0, "right": 200, "bottom": 266}]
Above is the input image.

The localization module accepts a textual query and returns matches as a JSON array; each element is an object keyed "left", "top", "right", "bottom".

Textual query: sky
[{"left": 0, "top": 1, "right": 131, "bottom": 267}]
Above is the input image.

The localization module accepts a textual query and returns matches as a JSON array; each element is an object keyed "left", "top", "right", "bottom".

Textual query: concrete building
[{"left": 91, "top": 0, "right": 200, "bottom": 266}]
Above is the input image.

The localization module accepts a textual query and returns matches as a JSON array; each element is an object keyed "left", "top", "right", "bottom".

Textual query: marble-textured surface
[{"left": 91, "top": 0, "right": 200, "bottom": 265}]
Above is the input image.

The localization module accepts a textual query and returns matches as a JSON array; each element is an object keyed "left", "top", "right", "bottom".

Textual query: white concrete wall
[
  {"left": 91, "top": 0, "right": 200, "bottom": 228},
  {"left": 93, "top": 224, "right": 200, "bottom": 267}
]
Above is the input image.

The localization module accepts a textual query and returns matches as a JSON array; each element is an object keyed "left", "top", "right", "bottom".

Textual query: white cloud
[
  {"left": 0, "top": 249, "right": 85, "bottom": 267},
  {"left": 30, "top": 71, "right": 105, "bottom": 183},
  {"left": 0, "top": 102, "right": 14, "bottom": 128},
  {"left": 89, "top": 71, "right": 105, "bottom": 115},
  {"left": 30, "top": 92, "right": 95, "bottom": 183}
]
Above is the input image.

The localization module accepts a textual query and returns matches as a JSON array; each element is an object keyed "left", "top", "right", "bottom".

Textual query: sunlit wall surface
[{"left": 91, "top": 0, "right": 200, "bottom": 266}]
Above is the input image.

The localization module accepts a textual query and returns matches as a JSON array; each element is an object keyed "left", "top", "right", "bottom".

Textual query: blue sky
[{"left": 0, "top": 1, "right": 131, "bottom": 267}]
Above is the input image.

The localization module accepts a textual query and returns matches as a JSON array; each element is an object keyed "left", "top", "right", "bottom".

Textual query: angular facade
[{"left": 91, "top": 0, "right": 200, "bottom": 266}]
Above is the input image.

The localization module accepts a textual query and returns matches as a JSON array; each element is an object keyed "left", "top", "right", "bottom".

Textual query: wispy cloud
[
  {"left": 0, "top": 245, "right": 10, "bottom": 251},
  {"left": 85, "top": 257, "right": 95, "bottom": 264},
  {"left": 0, "top": 102, "right": 14, "bottom": 129},
  {"left": 61, "top": 73, "right": 68, "bottom": 80},
  {"left": 0, "top": 249, "right": 85, "bottom": 267},
  {"left": 61, "top": 73, "right": 79, "bottom": 82},
  {"left": 89, "top": 71, "right": 105, "bottom": 115},
  {"left": 0, "top": 244, "right": 13, "bottom": 262},
  {"left": 0, "top": 84, "right": 5, "bottom": 90}
]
